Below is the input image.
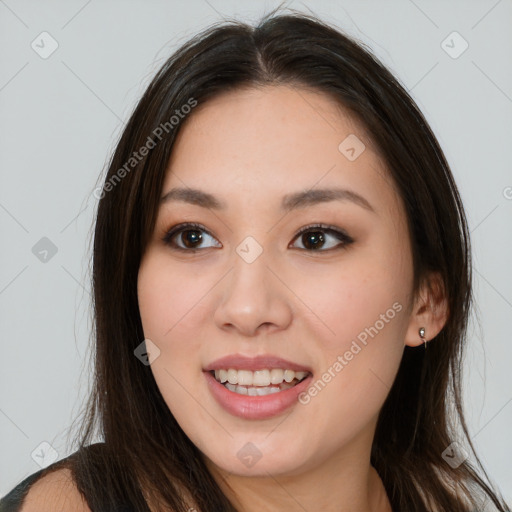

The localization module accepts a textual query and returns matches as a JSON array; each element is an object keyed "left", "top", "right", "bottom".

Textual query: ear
[{"left": 404, "top": 271, "right": 449, "bottom": 347}]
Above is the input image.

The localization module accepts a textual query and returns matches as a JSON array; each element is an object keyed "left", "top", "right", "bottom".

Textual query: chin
[{"left": 200, "top": 434, "right": 313, "bottom": 478}]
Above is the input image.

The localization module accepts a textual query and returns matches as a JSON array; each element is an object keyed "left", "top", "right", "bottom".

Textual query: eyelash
[{"left": 161, "top": 222, "right": 354, "bottom": 253}]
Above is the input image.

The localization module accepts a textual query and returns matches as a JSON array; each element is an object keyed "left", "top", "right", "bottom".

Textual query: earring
[{"left": 419, "top": 327, "right": 427, "bottom": 349}]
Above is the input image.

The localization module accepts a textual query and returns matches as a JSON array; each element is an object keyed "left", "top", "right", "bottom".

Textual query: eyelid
[
  {"left": 289, "top": 223, "right": 353, "bottom": 252},
  {"left": 291, "top": 223, "right": 352, "bottom": 243}
]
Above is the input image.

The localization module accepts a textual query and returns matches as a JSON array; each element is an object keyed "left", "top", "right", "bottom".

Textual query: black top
[
  {"left": 0, "top": 443, "right": 135, "bottom": 512},
  {"left": 0, "top": 466, "right": 48, "bottom": 512}
]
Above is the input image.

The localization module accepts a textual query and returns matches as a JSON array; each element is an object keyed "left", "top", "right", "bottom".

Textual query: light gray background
[{"left": 1, "top": 0, "right": 511, "bottom": 504}]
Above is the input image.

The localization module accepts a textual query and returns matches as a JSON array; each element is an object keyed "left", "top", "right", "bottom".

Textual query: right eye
[{"left": 162, "top": 222, "right": 222, "bottom": 252}]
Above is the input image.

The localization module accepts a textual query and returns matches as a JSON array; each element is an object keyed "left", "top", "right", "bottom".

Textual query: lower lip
[{"left": 203, "top": 370, "right": 313, "bottom": 420}]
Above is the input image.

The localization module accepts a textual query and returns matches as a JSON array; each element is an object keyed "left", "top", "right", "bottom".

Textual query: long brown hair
[{"left": 62, "top": 7, "right": 510, "bottom": 511}]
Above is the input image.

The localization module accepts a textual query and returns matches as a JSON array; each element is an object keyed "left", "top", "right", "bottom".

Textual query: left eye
[
  {"left": 162, "top": 222, "right": 353, "bottom": 252},
  {"left": 290, "top": 224, "right": 353, "bottom": 251}
]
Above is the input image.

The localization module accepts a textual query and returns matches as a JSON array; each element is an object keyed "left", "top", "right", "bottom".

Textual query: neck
[{"left": 204, "top": 433, "right": 392, "bottom": 512}]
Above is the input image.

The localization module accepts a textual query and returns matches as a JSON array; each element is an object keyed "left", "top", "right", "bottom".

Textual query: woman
[{"left": 1, "top": 8, "right": 509, "bottom": 512}]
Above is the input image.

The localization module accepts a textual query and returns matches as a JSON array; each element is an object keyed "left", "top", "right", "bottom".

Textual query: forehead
[{"left": 162, "top": 85, "right": 399, "bottom": 215}]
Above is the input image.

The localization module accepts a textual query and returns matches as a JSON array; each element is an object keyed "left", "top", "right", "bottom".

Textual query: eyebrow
[{"left": 160, "top": 187, "right": 375, "bottom": 213}]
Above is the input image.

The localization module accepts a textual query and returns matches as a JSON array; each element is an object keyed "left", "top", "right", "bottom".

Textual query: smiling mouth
[{"left": 210, "top": 368, "right": 310, "bottom": 396}]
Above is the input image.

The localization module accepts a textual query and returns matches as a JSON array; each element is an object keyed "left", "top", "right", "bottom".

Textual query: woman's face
[{"left": 137, "top": 85, "right": 417, "bottom": 478}]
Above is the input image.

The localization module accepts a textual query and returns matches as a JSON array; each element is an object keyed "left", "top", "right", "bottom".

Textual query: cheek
[
  {"left": 137, "top": 252, "right": 212, "bottom": 407},
  {"left": 290, "top": 243, "right": 411, "bottom": 416},
  {"left": 138, "top": 252, "right": 211, "bottom": 342},
  {"left": 293, "top": 247, "right": 411, "bottom": 352}
]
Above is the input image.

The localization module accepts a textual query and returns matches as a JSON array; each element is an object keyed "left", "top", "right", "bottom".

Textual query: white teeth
[
  {"left": 214, "top": 368, "right": 309, "bottom": 386},
  {"left": 237, "top": 370, "right": 253, "bottom": 386},
  {"left": 284, "top": 369, "right": 295, "bottom": 383},
  {"left": 247, "top": 387, "right": 259, "bottom": 396},
  {"left": 270, "top": 369, "right": 284, "bottom": 385},
  {"left": 253, "top": 369, "right": 270, "bottom": 386},
  {"left": 224, "top": 382, "right": 293, "bottom": 396},
  {"left": 213, "top": 368, "right": 310, "bottom": 396},
  {"left": 227, "top": 369, "right": 238, "bottom": 384}
]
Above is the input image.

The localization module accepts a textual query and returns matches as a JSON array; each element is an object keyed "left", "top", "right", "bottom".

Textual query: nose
[{"left": 213, "top": 248, "right": 293, "bottom": 337}]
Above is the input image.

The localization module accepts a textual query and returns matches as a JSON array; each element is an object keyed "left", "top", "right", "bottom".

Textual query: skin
[{"left": 137, "top": 85, "right": 448, "bottom": 512}]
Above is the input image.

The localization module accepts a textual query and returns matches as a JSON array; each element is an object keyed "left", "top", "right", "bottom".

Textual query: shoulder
[
  {"left": 19, "top": 467, "right": 91, "bottom": 512},
  {"left": 1, "top": 444, "right": 106, "bottom": 512}
]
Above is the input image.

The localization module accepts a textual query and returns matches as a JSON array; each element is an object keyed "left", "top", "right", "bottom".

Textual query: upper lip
[{"left": 203, "top": 354, "right": 312, "bottom": 373}]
